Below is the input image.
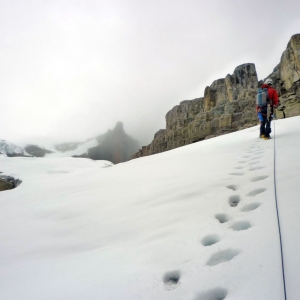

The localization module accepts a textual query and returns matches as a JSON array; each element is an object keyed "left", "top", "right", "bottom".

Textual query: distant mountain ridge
[
  {"left": 132, "top": 33, "right": 300, "bottom": 159},
  {"left": 58, "top": 122, "right": 139, "bottom": 163},
  {"left": 1, "top": 123, "right": 139, "bottom": 164}
]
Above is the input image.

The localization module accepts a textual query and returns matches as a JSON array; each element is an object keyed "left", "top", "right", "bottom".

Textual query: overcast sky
[{"left": 1, "top": 0, "right": 300, "bottom": 147}]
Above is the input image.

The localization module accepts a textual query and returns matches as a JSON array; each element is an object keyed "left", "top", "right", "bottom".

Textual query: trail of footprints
[{"left": 163, "top": 142, "right": 270, "bottom": 299}]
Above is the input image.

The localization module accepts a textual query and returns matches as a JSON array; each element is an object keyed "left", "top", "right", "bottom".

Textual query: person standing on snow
[{"left": 256, "top": 78, "right": 279, "bottom": 140}]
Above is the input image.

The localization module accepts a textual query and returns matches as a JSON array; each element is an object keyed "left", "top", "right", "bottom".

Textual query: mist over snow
[
  {"left": 0, "top": 116, "right": 300, "bottom": 299},
  {"left": 1, "top": 0, "right": 300, "bottom": 145}
]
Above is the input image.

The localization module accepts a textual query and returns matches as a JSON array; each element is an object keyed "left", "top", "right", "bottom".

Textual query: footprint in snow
[
  {"left": 194, "top": 288, "right": 228, "bottom": 300},
  {"left": 228, "top": 195, "right": 240, "bottom": 207},
  {"left": 228, "top": 172, "right": 244, "bottom": 176},
  {"left": 227, "top": 184, "right": 238, "bottom": 191},
  {"left": 241, "top": 202, "right": 261, "bottom": 212},
  {"left": 206, "top": 249, "right": 240, "bottom": 266},
  {"left": 215, "top": 213, "right": 230, "bottom": 223},
  {"left": 251, "top": 156, "right": 263, "bottom": 160},
  {"left": 163, "top": 270, "right": 181, "bottom": 290},
  {"left": 247, "top": 188, "right": 266, "bottom": 196},
  {"left": 231, "top": 221, "right": 251, "bottom": 231},
  {"left": 251, "top": 175, "right": 269, "bottom": 182},
  {"left": 249, "top": 166, "right": 265, "bottom": 171},
  {"left": 248, "top": 161, "right": 259, "bottom": 165},
  {"left": 201, "top": 235, "right": 221, "bottom": 247}
]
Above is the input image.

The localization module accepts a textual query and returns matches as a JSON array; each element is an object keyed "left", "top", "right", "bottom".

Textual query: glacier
[{"left": 0, "top": 116, "right": 299, "bottom": 300}]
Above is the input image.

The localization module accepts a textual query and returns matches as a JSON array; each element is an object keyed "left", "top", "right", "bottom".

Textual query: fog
[{"left": 1, "top": 0, "right": 300, "bottom": 147}]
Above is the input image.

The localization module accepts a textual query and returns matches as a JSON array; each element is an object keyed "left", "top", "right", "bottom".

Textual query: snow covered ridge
[
  {"left": 0, "top": 122, "right": 138, "bottom": 163},
  {"left": 0, "top": 139, "right": 28, "bottom": 157},
  {"left": 0, "top": 138, "right": 99, "bottom": 158},
  {"left": 0, "top": 117, "right": 299, "bottom": 299},
  {"left": 46, "top": 137, "right": 99, "bottom": 158}
]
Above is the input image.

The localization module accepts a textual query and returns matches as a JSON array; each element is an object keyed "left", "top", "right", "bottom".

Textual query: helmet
[{"left": 265, "top": 78, "right": 273, "bottom": 85}]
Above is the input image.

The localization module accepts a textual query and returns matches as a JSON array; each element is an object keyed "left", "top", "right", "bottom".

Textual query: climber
[{"left": 256, "top": 78, "right": 279, "bottom": 140}]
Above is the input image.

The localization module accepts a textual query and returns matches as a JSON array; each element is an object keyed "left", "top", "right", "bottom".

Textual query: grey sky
[{"left": 1, "top": 0, "right": 300, "bottom": 146}]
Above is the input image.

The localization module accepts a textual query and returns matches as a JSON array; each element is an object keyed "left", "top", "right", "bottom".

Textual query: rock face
[
  {"left": 25, "top": 145, "right": 53, "bottom": 157},
  {"left": 87, "top": 122, "right": 139, "bottom": 164},
  {"left": 132, "top": 34, "right": 300, "bottom": 159},
  {"left": 265, "top": 34, "right": 300, "bottom": 119},
  {"left": 132, "top": 63, "right": 258, "bottom": 158}
]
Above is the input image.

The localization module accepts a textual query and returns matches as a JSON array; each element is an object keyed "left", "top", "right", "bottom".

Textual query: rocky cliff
[
  {"left": 132, "top": 63, "right": 258, "bottom": 158},
  {"left": 132, "top": 34, "right": 300, "bottom": 159},
  {"left": 265, "top": 34, "right": 300, "bottom": 119},
  {"left": 53, "top": 122, "right": 139, "bottom": 163},
  {"left": 87, "top": 122, "right": 139, "bottom": 164}
]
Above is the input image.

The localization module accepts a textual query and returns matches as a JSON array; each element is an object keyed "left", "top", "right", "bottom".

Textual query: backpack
[{"left": 256, "top": 88, "right": 269, "bottom": 107}]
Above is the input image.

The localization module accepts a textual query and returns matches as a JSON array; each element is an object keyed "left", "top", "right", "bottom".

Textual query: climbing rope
[{"left": 273, "top": 117, "right": 287, "bottom": 300}]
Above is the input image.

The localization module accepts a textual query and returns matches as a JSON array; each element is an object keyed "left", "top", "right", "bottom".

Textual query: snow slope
[
  {"left": 0, "top": 117, "right": 299, "bottom": 300},
  {"left": 273, "top": 116, "right": 300, "bottom": 300}
]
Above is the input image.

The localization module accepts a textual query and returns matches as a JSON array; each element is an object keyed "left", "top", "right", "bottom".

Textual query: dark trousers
[{"left": 259, "top": 106, "right": 273, "bottom": 137}]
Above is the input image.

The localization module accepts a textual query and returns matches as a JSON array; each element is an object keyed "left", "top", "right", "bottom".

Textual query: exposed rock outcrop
[
  {"left": 0, "top": 175, "right": 22, "bottom": 192},
  {"left": 87, "top": 122, "right": 139, "bottom": 164},
  {"left": 25, "top": 145, "right": 53, "bottom": 157},
  {"left": 0, "top": 178, "right": 13, "bottom": 191},
  {"left": 132, "top": 34, "right": 300, "bottom": 159},
  {"left": 62, "top": 122, "right": 139, "bottom": 163},
  {"left": 265, "top": 34, "right": 300, "bottom": 119}
]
